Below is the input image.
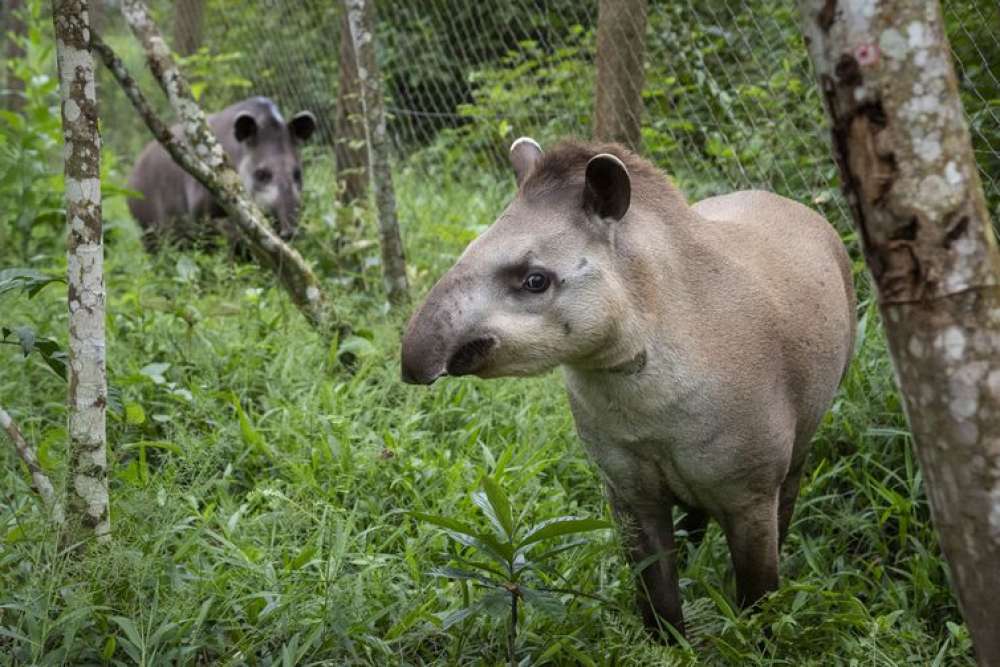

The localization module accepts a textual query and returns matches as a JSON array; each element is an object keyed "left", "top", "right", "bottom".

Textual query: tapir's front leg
[{"left": 606, "top": 485, "right": 684, "bottom": 638}]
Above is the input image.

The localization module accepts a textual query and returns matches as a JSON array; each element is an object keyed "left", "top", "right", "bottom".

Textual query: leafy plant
[{"left": 413, "top": 476, "right": 611, "bottom": 666}]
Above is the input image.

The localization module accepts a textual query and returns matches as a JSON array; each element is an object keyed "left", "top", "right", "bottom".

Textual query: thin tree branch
[
  {"left": 1, "top": 404, "right": 64, "bottom": 524},
  {"left": 93, "top": 3, "right": 338, "bottom": 330}
]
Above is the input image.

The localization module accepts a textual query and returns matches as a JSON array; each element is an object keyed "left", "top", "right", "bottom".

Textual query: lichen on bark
[
  {"left": 52, "top": 0, "right": 109, "bottom": 542},
  {"left": 799, "top": 1, "right": 1000, "bottom": 663}
]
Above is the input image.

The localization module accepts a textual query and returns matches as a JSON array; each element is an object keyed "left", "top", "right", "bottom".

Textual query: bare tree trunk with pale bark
[
  {"left": 594, "top": 0, "right": 647, "bottom": 151},
  {"left": 52, "top": 0, "right": 109, "bottom": 543},
  {"left": 334, "top": 8, "right": 369, "bottom": 207},
  {"left": 343, "top": 0, "right": 409, "bottom": 305},
  {"left": 799, "top": 1, "right": 1000, "bottom": 663},
  {"left": 101, "top": 0, "right": 336, "bottom": 330}
]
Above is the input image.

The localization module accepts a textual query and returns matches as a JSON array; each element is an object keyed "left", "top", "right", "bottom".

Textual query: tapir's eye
[
  {"left": 254, "top": 168, "right": 273, "bottom": 184},
  {"left": 522, "top": 272, "right": 550, "bottom": 293}
]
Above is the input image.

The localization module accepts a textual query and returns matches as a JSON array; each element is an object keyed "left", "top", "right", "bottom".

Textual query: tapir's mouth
[
  {"left": 446, "top": 336, "right": 497, "bottom": 377},
  {"left": 401, "top": 335, "right": 497, "bottom": 385}
]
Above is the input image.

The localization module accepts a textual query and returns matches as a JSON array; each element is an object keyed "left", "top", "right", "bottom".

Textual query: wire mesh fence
[{"left": 38, "top": 1, "right": 1000, "bottom": 235}]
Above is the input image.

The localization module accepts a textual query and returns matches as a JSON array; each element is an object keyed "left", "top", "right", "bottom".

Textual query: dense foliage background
[{"left": 2, "top": 0, "right": 996, "bottom": 663}]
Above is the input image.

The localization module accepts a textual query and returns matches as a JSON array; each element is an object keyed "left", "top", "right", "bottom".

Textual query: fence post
[
  {"left": 334, "top": 7, "right": 369, "bottom": 207},
  {"left": 173, "top": 0, "right": 204, "bottom": 56},
  {"left": 3, "top": 0, "right": 26, "bottom": 113},
  {"left": 594, "top": 0, "right": 648, "bottom": 151},
  {"left": 52, "top": 0, "right": 110, "bottom": 543},
  {"left": 799, "top": 2, "right": 1000, "bottom": 663},
  {"left": 343, "top": 0, "right": 409, "bottom": 305}
]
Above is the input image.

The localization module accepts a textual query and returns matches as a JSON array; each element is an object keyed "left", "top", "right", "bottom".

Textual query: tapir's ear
[
  {"left": 509, "top": 136, "right": 543, "bottom": 188},
  {"left": 583, "top": 153, "right": 630, "bottom": 221},
  {"left": 234, "top": 113, "right": 258, "bottom": 143},
  {"left": 289, "top": 111, "right": 317, "bottom": 142}
]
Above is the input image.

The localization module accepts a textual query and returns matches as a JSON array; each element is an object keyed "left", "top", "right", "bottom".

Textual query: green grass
[{"left": 0, "top": 158, "right": 974, "bottom": 665}]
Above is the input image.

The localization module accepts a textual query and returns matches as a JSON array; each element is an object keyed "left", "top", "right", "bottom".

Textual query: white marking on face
[
  {"left": 254, "top": 183, "right": 281, "bottom": 210},
  {"left": 264, "top": 99, "right": 284, "bottom": 125}
]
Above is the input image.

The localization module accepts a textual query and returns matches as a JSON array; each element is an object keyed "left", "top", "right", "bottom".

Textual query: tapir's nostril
[{"left": 446, "top": 336, "right": 496, "bottom": 376}]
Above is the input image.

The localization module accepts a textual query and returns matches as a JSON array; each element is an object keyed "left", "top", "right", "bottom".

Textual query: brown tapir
[
  {"left": 127, "top": 96, "right": 316, "bottom": 252},
  {"left": 401, "top": 137, "right": 856, "bottom": 636}
]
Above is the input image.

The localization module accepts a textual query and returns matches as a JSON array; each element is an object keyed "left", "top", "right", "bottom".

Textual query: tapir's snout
[
  {"left": 401, "top": 275, "right": 496, "bottom": 385},
  {"left": 401, "top": 300, "right": 449, "bottom": 384}
]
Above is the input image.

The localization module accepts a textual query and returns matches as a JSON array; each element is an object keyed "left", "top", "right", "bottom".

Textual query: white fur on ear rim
[
  {"left": 584, "top": 153, "right": 631, "bottom": 221},
  {"left": 509, "top": 136, "right": 543, "bottom": 188},
  {"left": 509, "top": 136, "right": 542, "bottom": 154}
]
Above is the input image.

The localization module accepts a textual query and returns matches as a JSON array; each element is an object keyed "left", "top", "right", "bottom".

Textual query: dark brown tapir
[
  {"left": 127, "top": 96, "right": 316, "bottom": 251},
  {"left": 401, "top": 137, "right": 856, "bottom": 636}
]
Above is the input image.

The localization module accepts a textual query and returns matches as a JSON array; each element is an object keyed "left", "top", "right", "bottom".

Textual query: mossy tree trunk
[
  {"left": 594, "top": 0, "right": 647, "bottom": 151},
  {"left": 799, "top": 2, "right": 1000, "bottom": 663},
  {"left": 334, "top": 7, "right": 368, "bottom": 207},
  {"left": 343, "top": 0, "right": 409, "bottom": 305},
  {"left": 52, "top": 0, "right": 109, "bottom": 543}
]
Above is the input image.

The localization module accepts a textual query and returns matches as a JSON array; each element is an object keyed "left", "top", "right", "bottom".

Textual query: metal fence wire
[{"left": 103, "top": 0, "right": 1000, "bottom": 232}]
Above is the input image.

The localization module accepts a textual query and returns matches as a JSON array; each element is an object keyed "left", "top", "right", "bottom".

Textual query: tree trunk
[
  {"left": 594, "top": 0, "right": 647, "bottom": 151},
  {"left": 343, "top": 0, "right": 409, "bottom": 305},
  {"left": 3, "top": 0, "right": 26, "bottom": 113},
  {"left": 52, "top": 0, "right": 110, "bottom": 543},
  {"left": 105, "top": 0, "right": 336, "bottom": 331},
  {"left": 173, "top": 0, "right": 203, "bottom": 57},
  {"left": 334, "top": 7, "right": 369, "bottom": 206},
  {"left": 799, "top": 2, "right": 1000, "bottom": 663}
]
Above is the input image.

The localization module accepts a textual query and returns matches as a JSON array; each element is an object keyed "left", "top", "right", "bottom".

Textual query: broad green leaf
[
  {"left": 0, "top": 268, "right": 64, "bottom": 299},
  {"left": 471, "top": 490, "right": 508, "bottom": 543},
  {"left": 14, "top": 325, "right": 34, "bottom": 356},
  {"left": 515, "top": 538, "right": 590, "bottom": 573},
  {"left": 124, "top": 402, "right": 146, "bottom": 426},
  {"left": 519, "top": 517, "right": 611, "bottom": 550},
  {"left": 409, "top": 512, "right": 480, "bottom": 540},
  {"left": 101, "top": 636, "right": 116, "bottom": 661},
  {"left": 119, "top": 440, "right": 182, "bottom": 455},
  {"left": 429, "top": 566, "right": 498, "bottom": 587},
  {"left": 386, "top": 598, "right": 438, "bottom": 640},
  {"left": 480, "top": 590, "right": 511, "bottom": 620},
  {"left": 481, "top": 476, "right": 514, "bottom": 539},
  {"left": 34, "top": 338, "right": 68, "bottom": 380},
  {"left": 441, "top": 599, "right": 485, "bottom": 629},
  {"left": 520, "top": 586, "right": 565, "bottom": 618},
  {"left": 140, "top": 362, "right": 170, "bottom": 385},
  {"left": 443, "top": 530, "right": 512, "bottom": 568},
  {"left": 110, "top": 615, "right": 143, "bottom": 650}
]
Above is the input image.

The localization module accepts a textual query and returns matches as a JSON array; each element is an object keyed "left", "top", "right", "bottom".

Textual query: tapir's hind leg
[
  {"left": 778, "top": 462, "right": 806, "bottom": 546},
  {"left": 720, "top": 494, "right": 780, "bottom": 608}
]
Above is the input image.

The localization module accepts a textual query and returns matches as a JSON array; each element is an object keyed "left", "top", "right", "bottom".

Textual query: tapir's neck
[{"left": 563, "top": 196, "right": 705, "bottom": 380}]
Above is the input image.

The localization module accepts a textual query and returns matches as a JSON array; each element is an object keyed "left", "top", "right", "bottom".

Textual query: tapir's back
[
  {"left": 687, "top": 189, "right": 856, "bottom": 453},
  {"left": 690, "top": 189, "right": 855, "bottom": 358}
]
